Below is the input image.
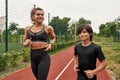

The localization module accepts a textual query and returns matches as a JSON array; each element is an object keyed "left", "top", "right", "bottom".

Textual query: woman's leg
[
  {"left": 31, "top": 61, "right": 38, "bottom": 79},
  {"left": 37, "top": 54, "right": 50, "bottom": 80}
]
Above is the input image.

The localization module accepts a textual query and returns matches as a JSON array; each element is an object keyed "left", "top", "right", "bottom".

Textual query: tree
[
  {"left": 69, "top": 17, "right": 91, "bottom": 35},
  {"left": 9, "top": 22, "right": 19, "bottom": 35},
  {"left": 9, "top": 22, "right": 19, "bottom": 42},
  {"left": 78, "top": 17, "right": 91, "bottom": 26},
  {"left": 99, "top": 24, "right": 106, "bottom": 36},
  {"left": 99, "top": 22, "right": 117, "bottom": 37},
  {"left": 18, "top": 28, "right": 24, "bottom": 35},
  {"left": 49, "top": 16, "right": 70, "bottom": 35}
]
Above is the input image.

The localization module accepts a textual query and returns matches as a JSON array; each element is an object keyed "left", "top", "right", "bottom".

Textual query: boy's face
[{"left": 78, "top": 29, "right": 90, "bottom": 41}]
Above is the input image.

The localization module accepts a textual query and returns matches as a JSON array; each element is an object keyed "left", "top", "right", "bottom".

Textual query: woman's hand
[
  {"left": 44, "top": 44, "right": 52, "bottom": 51},
  {"left": 23, "top": 39, "right": 32, "bottom": 47}
]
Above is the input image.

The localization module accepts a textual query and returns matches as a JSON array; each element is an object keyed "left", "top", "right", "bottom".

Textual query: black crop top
[{"left": 28, "top": 27, "right": 48, "bottom": 42}]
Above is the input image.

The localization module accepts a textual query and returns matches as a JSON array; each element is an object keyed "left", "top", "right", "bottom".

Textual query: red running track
[{"left": 1, "top": 46, "right": 112, "bottom": 80}]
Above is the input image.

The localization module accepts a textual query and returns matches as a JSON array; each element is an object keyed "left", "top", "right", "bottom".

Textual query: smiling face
[
  {"left": 33, "top": 10, "right": 44, "bottom": 23},
  {"left": 77, "top": 24, "right": 93, "bottom": 41},
  {"left": 78, "top": 29, "right": 90, "bottom": 41},
  {"left": 31, "top": 8, "right": 44, "bottom": 23}
]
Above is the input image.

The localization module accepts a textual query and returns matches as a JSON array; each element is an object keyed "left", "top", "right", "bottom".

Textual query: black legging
[{"left": 30, "top": 48, "right": 50, "bottom": 80}]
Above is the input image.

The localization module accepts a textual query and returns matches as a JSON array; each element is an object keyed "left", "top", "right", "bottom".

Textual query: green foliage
[
  {"left": 69, "top": 17, "right": 91, "bottom": 36},
  {"left": 9, "top": 22, "right": 19, "bottom": 35},
  {"left": 0, "top": 43, "right": 23, "bottom": 54},
  {"left": 49, "top": 41, "right": 75, "bottom": 55},
  {"left": 111, "top": 47, "right": 120, "bottom": 63},
  {"left": 17, "top": 28, "right": 24, "bottom": 35},
  {"left": 78, "top": 17, "right": 91, "bottom": 26},
  {"left": 99, "top": 21, "right": 120, "bottom": 39},
  {"left": 1, "top": 22, "right": 24, "bottom": 43},
  {"left": 0, "top": 54, "right": 8, "bottom": 71},
  {"left": 49, "top": 16, "right": 70, "bottom": 35},
  {"left": 6, "top": 51, "right": 22, "bottom": 67},
  {"left": 114, "top": 52, "right": 120, "bottom": 63},
  {"left": 21, "top": 48, "right": 30, "bottom": 62},
  {"left": 94, "top": 36, "right": 120, "bottom": 80}
]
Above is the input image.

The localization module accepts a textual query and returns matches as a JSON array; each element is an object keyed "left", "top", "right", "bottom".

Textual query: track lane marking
[{"left": 55, "top": 58, "right": 74, "bottom": 80}]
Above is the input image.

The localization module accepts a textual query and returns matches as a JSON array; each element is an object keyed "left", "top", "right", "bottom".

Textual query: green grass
[
  {"left": 94, "top": 36, "right": 120, "bottom": 80},
  {"left": 0, "top": 42, "right": 24, "bottom": 54}
]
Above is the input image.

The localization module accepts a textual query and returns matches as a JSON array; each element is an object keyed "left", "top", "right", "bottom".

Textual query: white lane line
[{"left": 55, "top": 58, "right": 74, "bottom": 80}]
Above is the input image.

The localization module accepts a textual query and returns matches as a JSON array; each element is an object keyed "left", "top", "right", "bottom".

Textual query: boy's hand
[
  {"left": 84, "top": 70, "right": 95, "bottom": 79},
  {"left": 74, "top": 65, "right": 80, "bottom": 72}
]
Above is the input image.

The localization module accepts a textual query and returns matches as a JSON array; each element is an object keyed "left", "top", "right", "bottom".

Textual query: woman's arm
[
  {"left": 44, "top": 26, "right": 56, "bottom": 51},
  {"left": 48, "top": 26, "right": 56, "bottom": 45},
  {"left": 23, "top": 27, "right": 31, "bottom": 47}
]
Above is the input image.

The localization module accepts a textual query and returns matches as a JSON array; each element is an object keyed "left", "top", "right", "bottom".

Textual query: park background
[{"left": 0, "top": 0, "right": 120, "bottom": 80}]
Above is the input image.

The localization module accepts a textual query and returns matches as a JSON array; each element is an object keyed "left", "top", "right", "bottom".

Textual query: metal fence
[{"left": 0, "top": 0, "right": 76, "bottom": 54}]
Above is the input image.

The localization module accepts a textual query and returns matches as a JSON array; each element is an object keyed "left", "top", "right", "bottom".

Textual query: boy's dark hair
[{"left": 77, "top": 24, "right": 93, "bottom": 41}]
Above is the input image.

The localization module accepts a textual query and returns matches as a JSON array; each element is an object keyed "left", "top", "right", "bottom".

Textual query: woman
[
  {"left": 74, "top": 24, "right": 107, "bottom": 80},
  {"left": 23, "top": 7, "right": 56, "bottom": 80}
]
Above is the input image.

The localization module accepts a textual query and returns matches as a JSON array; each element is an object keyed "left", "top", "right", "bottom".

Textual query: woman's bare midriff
[{"left": 31, "top": 42, "right": 47, "bottom": 50}]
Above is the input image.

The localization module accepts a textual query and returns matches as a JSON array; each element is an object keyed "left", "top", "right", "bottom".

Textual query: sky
[{"left": 0, "top": 0, "right": 120, "bottom": 33}]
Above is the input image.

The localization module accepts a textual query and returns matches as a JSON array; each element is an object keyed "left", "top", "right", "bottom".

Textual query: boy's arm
[
  {"left": 93, "top": 60, "right": 107, "bottom": 74},
  {"left": 74, "top": 55, "right": 79, "bottom": 72},
  {"left": 84, "top": 60, "right": 107, "bottom": 79}
]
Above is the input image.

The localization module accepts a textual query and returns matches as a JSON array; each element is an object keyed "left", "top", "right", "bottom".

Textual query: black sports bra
[{"left": 28, "top": 26, "right": 48, "bottom": 42}]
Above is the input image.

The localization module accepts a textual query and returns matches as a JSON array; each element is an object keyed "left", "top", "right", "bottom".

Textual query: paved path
[{"left": 2, "top": 46, "right": 112, "bottom": 80}]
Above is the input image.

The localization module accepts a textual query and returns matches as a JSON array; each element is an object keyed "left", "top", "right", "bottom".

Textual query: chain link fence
[{"left": 0, "top": 0, "right": 76, "bottom": 54}]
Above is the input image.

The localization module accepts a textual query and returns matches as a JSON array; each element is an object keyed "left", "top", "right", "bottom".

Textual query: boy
[{"left": 74, "top": 24, "right": 107, "bottom": 80}]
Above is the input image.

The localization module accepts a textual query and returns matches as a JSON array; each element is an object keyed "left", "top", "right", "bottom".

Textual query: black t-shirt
[{"left": 74, "top": 42, "right": 105, "bottom": 71}]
